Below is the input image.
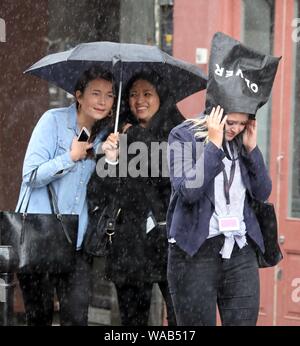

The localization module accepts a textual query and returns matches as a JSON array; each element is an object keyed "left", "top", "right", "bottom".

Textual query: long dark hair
[
  {"left": 74, "top": 66, "right": 116, "bottom": 143},
  {"left": 121, "top": 71, "right": 184, "bottom": 138},
  {"left": 124, "top": 71, "right": 169, "bottom": 110}
]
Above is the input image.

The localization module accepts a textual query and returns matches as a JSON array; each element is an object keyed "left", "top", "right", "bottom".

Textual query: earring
[{"left": 108, "top": 109, "right": 113, "bottom": 117}]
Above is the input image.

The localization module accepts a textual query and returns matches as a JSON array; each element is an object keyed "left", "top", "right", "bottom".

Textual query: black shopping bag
[{"left": 205, "top": 32, "right": 281, "bottom": 116}]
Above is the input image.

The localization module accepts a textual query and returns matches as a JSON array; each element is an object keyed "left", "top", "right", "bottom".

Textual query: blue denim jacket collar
[{"left": 67, "top": 103, "right": 78, "bottom": 133}]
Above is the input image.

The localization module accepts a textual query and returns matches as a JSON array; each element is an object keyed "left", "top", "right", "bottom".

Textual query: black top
[{"left": 87, "top": 102, "right": 184, "bottom": 283}]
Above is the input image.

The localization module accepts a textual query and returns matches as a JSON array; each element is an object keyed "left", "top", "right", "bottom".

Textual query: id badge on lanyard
[
  {"left": 218, "top": 215, "right": 240, "bottom": 232},
  {"left": 219, "top": 142, "right": 240, "bottom": 233}
]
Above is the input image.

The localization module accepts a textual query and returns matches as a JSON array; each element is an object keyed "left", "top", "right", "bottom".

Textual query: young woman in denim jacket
[
  {"left": 167, "top": 105, "right": 271, "bottom": 326},
  {"left": 16, "top": 67, "right": 115, "bottom": 325}
]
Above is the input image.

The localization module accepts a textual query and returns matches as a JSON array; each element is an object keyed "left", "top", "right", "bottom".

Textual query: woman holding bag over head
[
  {"left": 166, "top": 32, "right": 281, "bottom": 326},
  {"left": 167, "top": 106, "right": 269, "bottom": 326},
  {"left": 16, "top": 66, "right": 115, "bottom": 326}
]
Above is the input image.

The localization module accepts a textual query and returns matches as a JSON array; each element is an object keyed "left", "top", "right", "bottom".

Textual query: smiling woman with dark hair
[{"left": 87, "top": 72, "right": 183, "bottom": 326}]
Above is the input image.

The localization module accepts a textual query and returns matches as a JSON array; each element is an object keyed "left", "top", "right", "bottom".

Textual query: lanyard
[{"left": 222, "top": 141, "right": 237, "bottom": 209}]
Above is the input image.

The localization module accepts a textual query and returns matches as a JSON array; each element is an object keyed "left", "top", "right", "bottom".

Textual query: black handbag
[
  {"left": 0, "top": 170, "right": 78, "bottom": 273},
  {"left": 83, "top": 199, "right": 121, "bottom": 257},
  {"left": 250, "top": 198, "right": 283, "bottom": 268}
]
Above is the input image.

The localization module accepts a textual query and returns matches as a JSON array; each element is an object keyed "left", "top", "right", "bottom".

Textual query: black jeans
[
  {"left": 167, "top": 235, "right": 259, "bottom": 326},
  {"left": 17, "top": 251, "right": 92, "bottom": 326},
  {"left": 114, "top": 280, "right": 177, "bottom": 326}
]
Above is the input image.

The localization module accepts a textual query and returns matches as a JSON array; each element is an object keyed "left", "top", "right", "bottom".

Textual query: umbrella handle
[{"left": 114, "top": 80, "right": 122, "bottom": 134}]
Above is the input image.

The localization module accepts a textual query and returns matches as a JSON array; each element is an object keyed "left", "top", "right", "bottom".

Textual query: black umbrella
[{"left": 24, "top": 41, "right": 207, "bottom": 132}]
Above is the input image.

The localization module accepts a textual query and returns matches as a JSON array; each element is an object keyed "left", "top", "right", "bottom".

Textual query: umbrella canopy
[{"left": 24, "top": 41, "right": 207, "bottom": 104}]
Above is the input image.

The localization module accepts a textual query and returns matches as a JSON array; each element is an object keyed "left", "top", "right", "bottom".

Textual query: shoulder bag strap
[
  {"left": 47, "top": 184, "right": 72, "bottom": 244},
  {"left": 47, "top": 184, "right": 60, "bottom": 214},
  {"left": 17, "top": 169, "right": 38, "bottom": 213}
]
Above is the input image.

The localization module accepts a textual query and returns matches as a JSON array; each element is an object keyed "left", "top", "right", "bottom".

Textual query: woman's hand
[
  {"left": 243, "top": 119, "right": 257, "bottom": 153},
  {"left": 207, "top": 106, "right": 227, "bottom": 148},
  {"left": 70, "top": 138, "right": 93, "bottom": 162},
  {"left": 102, "top": 132, "right": 119, "bottom": 162}
]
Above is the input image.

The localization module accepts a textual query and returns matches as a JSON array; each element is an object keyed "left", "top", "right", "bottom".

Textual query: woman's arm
[
  {"left": 22, "top": 111, "right": 90, "bottom": 187},
  {"left": 168, "top": 123, "right": 225, "bottom": 204},
  {"left": 243, "top": 146, "right": 272, "bottom": 201},
  {"left": 242, "top": 119, "right": 272, "bottom": 201}
]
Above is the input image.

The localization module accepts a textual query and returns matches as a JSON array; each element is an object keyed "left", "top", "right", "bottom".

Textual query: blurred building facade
[{"left": 0, "top": 0, "right": 299, "bottom": 326}]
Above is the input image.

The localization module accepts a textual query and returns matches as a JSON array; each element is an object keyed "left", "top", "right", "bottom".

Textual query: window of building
[
  {"left": 241, "top": 0, "right": 275, "bottom": 166},
  {"left": 289, "top": 0, "right": 300, "bottom": 218},
  {"left": 159, "top": 0, "right": 174, "bottom": 55}
]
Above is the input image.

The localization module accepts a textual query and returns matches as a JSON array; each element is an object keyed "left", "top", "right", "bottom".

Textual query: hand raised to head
[
  {"left": 207, "top": 105, "right": 227, "bottom": 148},
  {"left": 243, "top": 119, "right": 257, "bottom": 153}
]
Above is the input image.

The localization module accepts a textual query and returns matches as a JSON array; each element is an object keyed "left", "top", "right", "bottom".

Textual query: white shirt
[{"left": 208, "top": 143, "right": 247, "bottom": 258}]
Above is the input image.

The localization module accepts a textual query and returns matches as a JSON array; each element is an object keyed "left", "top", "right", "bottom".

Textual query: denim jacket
[{"left": 16, "top": 103, "right": 107, "bottom": 248}]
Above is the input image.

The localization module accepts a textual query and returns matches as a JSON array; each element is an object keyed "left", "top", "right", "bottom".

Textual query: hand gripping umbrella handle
[{"left": 114, "top": 80, "right": 122, "bottom": 134}]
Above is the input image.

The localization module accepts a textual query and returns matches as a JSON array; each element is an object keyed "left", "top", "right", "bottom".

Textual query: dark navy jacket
[{"left": 166, "top": 121, "right": 272, "bottom": 257}]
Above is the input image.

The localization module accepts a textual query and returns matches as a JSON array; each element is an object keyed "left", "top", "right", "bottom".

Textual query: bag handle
[
  {"left": 17, "top": 169, "right": 58, "bottom": 215},
  {"left": 17, "top": 168, "right": 73, "bottom": 244},
  {"left": 17, "top": 169, "right": 38, "bottom": 213},
  {"left": 47, "top": 184, "right": 72, "bottom": 244},
  {"left": 47, "top": 184, "right": 60, "bottom": 215}
]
